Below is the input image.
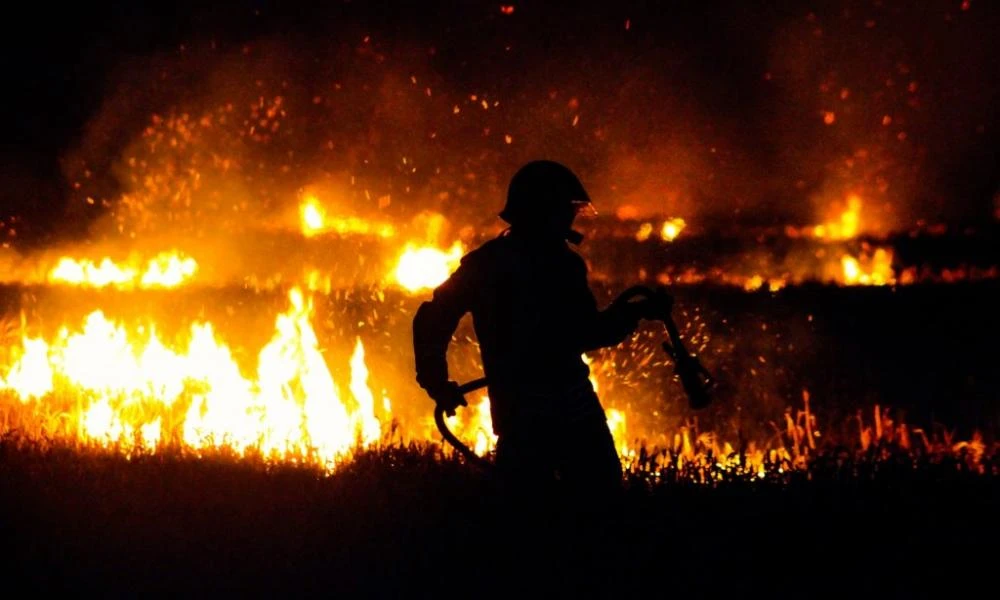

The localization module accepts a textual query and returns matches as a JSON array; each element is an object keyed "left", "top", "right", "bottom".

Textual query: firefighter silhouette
[{"left": 412, "top": 160, "right": 670, "bottom": 498}]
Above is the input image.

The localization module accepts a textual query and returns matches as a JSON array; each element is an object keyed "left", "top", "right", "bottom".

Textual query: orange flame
[
  {"left": 0, "top": 288, "right": 382, "bottom": 470},
  {"left": 299, "top": 194, "right": 395, "bottom": 239},
  {"left": 660, "top": 217, "right": 686, "bottom": 241},
  {"left": 48, "top": 251, "right": 198, "bottom": 289},
  {"left": 840, "top": 247, "right": 895, "bottom": 286},
  {"left": 393, "top": 242, "right": 464, "bottom": 293}
]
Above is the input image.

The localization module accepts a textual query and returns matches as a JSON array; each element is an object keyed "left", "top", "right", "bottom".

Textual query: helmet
[{"left": 500, "top": 160, "right": 594, "bottom": 227}]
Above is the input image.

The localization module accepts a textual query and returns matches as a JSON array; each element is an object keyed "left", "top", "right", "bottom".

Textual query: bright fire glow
[
  {"left": 300, "top": 196, "right": 326, "bottom": 236},
  {"left": 141, "top": 252, "right": 199, "bottom": 287},
  {"left": 0, "top": 289, "right": 983, "bottom": 477},
  {"left": 0, "top": 288, "right": 382, "bottom": 470},
  {"left": 299, "top": 194, "right": 395, "bottom": 239},
  {"left": 841, "top": 247, "right": 895, "bottom": 286},
  {"left": 661, "top": 218, "right": 687, "bottom": 241},
  {"left": 444, "top": 393, "right": 498, "bottom": 457},
  {"left": 801, "top": 194, "right": 863, "bottom": 240},
  {"left": 606, "top": 408, "right": 629, "bottom": 456},
  {"left": 393, "top": 242, "right": 464, "bottom": 292},
  {"left": 48, "top": 251, "right": 198, "bottom": 289},
  {"left": 743, "top": 275, "right": 787, "bottom": 292}
]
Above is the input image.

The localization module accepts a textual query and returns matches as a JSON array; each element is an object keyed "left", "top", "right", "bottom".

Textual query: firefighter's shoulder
[
  {"left": 458, "top": 236, "right": 514, "bottom": 270},
  {"left": 564, "top": 243, "right": 589, "bottom": 274}
]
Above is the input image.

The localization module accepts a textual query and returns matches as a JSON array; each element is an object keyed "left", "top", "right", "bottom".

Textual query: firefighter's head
[{"left": 500, "top": 160, "right": 594, "bottom": 242}]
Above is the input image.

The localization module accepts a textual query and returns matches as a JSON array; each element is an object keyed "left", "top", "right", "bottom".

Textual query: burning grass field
[
  {"left": 3, "top": 1, "right": 999, "bottom": 594},
  {"left": 2, "top": 431, "right": 995, "bottom": 596},
  {"left": 1, "top": 278, "right": 997, "bottom": 595},
  {"left": 1, "top": 112, "right": 997, "bottom": 596}
]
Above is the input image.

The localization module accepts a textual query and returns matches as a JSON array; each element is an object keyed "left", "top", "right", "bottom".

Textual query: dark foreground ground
[{"left": 1, "top": 439, "right": 995, "bottom": 598}]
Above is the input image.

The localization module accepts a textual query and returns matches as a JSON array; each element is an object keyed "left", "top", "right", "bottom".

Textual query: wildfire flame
[
  {"left": 840, "top": 247, "right": 895, "bottom": 286},
  {"left": 443, "top": 393, "right": 498, "bottom": 457},
  {"left": 660, "top": 218, "right": 686, "bottom": 241},
  {"left": 635, "top": 218, "right": 686, "bottom": 242},
  {"left": 0, "top": 288, "right": 382, "bottom": 470},
  {"left": 48, "top": 251, "right": 198, "bottom": 289},
  {"left": 785, "top": 193, "right": 865, "bottom": 240},
  {"left": 0, "top": 179, "right": 987, "bottom": 477},
  {"left": 743, "top": 275, "right": 787, "bottom": 292},
  {"left": 300, "top": 197, "right": 326, "bottom": 237},
  {"left": 393, "top": 242, "right": 464, "bottom": 292},
  {"left": 299, "top": 194, "right": 395, "bottom": 239}
]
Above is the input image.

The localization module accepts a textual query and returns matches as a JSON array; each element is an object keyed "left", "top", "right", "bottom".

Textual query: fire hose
[
  {"left": 433, "top": 377, "right": 491, "bottom": 468},
  {"left": 433, "top": 285, "right": 716, "bottom": 466}
]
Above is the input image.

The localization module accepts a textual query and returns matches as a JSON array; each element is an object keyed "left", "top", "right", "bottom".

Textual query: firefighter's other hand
[
  {"left": 427, "top": 381, "right": 467, "bottom": 417},
  {"left": 653, "top": 288, "right": 674, "bottom": 314},
  {"left": 638, "top": 289, "right": 674, "bottom": 320}
]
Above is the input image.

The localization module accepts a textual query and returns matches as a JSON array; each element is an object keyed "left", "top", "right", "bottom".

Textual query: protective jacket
[{"left": 413, "top": 229, "right": 640, "bottom": 435}]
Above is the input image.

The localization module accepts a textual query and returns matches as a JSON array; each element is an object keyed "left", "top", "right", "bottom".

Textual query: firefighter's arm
[
  {"left": 575, "top": 259, "right": 672, "bottom": 351},
  {"left": 579, "top": 295, "right": 644, "bottom": 351},
  {"left": 412, "top": 261, "right": 474, "bottom": 413}
]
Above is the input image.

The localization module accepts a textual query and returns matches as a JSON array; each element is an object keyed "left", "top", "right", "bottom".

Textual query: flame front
[
  {"left": 298, "top": 194, "right": 395, "bottom": 239},
  {"left": 393, "top": 241, "right": 464, "bottom": 292},
  {"left": 48, "top": 251, "right": 198, "bottom": 289},
  {"left": 840, "top": 246, "right": 895, "bottom": 286},
  {"left": 0, "top": 288, "right": 381, "bottom": 470}
]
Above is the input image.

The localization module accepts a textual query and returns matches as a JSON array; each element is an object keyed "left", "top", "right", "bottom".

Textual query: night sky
[{"left": 1, "top": 0, "right": 996, "bottom": 244}]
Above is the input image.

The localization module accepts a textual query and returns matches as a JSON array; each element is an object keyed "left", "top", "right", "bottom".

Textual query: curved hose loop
[
  {"left": 615, "top": 285, "right": 716, "bottom": 410},
  {"left": 433, "top": 377, "right": 493, "bottom": 470}
]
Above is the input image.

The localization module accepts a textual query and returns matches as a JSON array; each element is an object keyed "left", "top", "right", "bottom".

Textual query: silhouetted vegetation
[{"left": 2, "top": 434, "right": 994, "bottom": 597}]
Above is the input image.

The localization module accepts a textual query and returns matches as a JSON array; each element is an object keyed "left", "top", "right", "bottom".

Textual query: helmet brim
[{"left": 572, "top": 200, "right": 598, "bottom": 218}]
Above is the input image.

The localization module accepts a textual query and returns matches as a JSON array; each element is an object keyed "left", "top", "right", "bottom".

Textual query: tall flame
[{"left": 0, "top": 288, "right": 382, "bottom": 470}]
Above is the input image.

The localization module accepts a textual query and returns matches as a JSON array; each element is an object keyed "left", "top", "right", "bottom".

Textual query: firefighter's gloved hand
[
  {"left": 426, "top": 380, "right": 467, "bottom": 417},
  {"left": 633, "top": 289, "right": 674, "bottom": 320},
  {"left": 649, "top": 288, "right": 675, "bottom": 317}
]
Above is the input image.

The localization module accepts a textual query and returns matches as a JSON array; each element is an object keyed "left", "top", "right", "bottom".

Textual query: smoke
[
  {"left": 45, "top": 0, "right": 998, "bottom": 248},
  {"left": 765, "top": 2, "right": 999, "bottom": 229}
]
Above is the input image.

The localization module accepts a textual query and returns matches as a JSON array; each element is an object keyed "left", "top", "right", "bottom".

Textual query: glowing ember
[
  {"left": 48, "top": 251, "right": 198, "bottom": 289},
  {"left": 660, "top": 218, "right": 686, "bottom": 241},
  {"left": 393, "top": 242, "right": 464, "bottom": 292}
]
